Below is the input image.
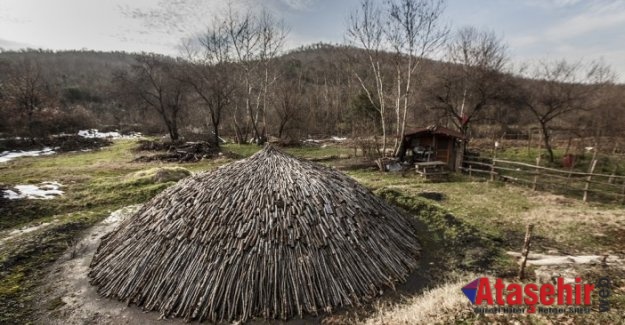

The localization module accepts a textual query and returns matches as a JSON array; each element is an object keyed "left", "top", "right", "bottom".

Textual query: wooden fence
[{"left": 461, "top": 157, "right": 625, "bottom": 204}]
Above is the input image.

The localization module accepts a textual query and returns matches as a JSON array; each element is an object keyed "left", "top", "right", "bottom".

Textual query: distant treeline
[{"left": 1, "top": 0, "right": 623, "bottom": 163}]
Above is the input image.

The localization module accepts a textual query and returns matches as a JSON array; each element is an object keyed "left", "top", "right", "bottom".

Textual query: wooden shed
[{"left": 397, "top": 125, "right": 465, "bottom": 171}]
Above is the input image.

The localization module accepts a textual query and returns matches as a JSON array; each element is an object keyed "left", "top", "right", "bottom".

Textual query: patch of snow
[
  {"left": 303, "top": 138, "right": 320, "bottom": 143},
  {"left": 102, "top": 205, "right": 142, "bottom": 225},
  {"left": 3, "top": 181, "right": 64, "bottom": 200},
  {"left": 78, "top": 129, "right": 142, "bottom": 139},
  {"left": 386, "top": 162, "right": 404, "bottom": 172},
  {"left": 331, "top": 136, "right": 348, "bottom": 142},
  {"left": 0, "top": 147, "right": 57, "bottom": 163}
]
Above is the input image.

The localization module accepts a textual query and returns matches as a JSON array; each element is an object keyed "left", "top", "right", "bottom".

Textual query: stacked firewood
[
  {"left": 134, "top": 141, "right": 220, "bottom": 162},
  {"left": 89, "top": 145, "right": 420, "bottom": 322}
]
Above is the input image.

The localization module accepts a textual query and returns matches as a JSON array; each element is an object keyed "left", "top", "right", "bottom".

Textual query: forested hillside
[{"left": 1, "top": 43, "right": 624, "bottom": 157}]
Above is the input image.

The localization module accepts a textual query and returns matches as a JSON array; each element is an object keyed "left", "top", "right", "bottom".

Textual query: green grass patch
[
  {"left": 0, "top": 141, "right": 202, "bottom": 323},
  {"left": 494, "top": 147, "right": 625, "bottom": 176},
  {"left": 375, "top": 187, "right": 506, "bottom": 273}
]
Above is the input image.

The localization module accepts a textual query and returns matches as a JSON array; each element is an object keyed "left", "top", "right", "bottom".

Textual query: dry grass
[
  {"left": 517, "top": 188, "right": 625, "bottom": 253},
  {"left": 362, "top": 273, "right": 476, "bottom": 325}
]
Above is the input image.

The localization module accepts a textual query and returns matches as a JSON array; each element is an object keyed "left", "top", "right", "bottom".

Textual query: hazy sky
[{"left": 1, "top": 0, "right": 624, "bottom": 79}]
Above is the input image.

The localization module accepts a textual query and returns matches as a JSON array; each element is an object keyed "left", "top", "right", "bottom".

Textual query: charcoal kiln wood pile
[{"left": 89, "top": 145, "right": 420, "bottom": 322}]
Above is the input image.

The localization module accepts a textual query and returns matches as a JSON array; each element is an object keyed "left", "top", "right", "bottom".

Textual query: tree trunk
[
  {"left": 278, "top": 119, "right": 288, "bottom": 139},
  {"left": 169, "top": 121, "right": 179, "bottom": 142},
  {"left": 211, "top": 118, "right": 220, "bottom": 149},
  {"left": 380, "top": 110, "right": 387, "bottom": 157},
  {"left": 540, "top": 123, "right": 554, "bottom": 163}
]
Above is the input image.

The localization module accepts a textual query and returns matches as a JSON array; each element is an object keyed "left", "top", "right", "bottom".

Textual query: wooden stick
[
  {"left": 532, "top": 156, "right": 541, "bottom": 191},
  {"left": 490, "top": 152, "right": 497, "bottom": 181},
  {"left": 518, "top": 224, "right": 534, "bottom": 280},
  {"left": 621, "top": 179, "right": 625, "bottom": 205},
  {"left": 583, "top": 159, "right": 598, "bottom": 202}
]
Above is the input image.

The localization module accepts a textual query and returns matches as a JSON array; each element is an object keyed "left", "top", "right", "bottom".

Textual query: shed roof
[{"left": 404, "top": 125, "right": 464, "bottom": 140}]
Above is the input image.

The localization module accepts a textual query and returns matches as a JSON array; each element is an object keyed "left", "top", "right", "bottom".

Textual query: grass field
[{"left": 0, "top": 140, "right": 623, "bottom": 324}]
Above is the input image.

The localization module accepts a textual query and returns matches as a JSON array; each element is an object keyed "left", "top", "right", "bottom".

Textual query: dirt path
[
  {"left": 35, "top": 205, "right": 187, "bottom": 325},
  {"left": 0, "top": 221, "right": 56, "bottom": 246}
]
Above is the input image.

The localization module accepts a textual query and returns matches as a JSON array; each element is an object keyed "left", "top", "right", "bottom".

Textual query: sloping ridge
[{"left": 88, "top": 145, "right": 420, "bottom": 322}]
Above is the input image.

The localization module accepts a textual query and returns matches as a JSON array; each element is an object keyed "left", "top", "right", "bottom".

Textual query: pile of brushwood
[
  {"left": 0, "top": 135, "right": 111, "bottom": 152},
  {"left": 134, "top": 140, "right": 224, "bottom": 162},
  {"left": 89, "top": 145, "right": 420, "bottom": 322}
]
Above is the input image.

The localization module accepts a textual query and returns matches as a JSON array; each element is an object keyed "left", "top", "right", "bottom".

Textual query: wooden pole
[
  {"left": 532, "top": 156, "right": 541, "bottom": 191},
  {"left": 518, "top": 224, "right": 534, "bottom": 280},
  {"left": 583, "top": 159, "right": 598, "bottom": 202},
  {"left": 527, "top": 127, "right": 532, "bottom": 157},
  {"left": 490, "top": 144, "right": 497, "bottom": 181},
  {"left": 621, "top": 179, "right": 625, "bottom": 205},
  {"left": 469, "top": 164, "right": 473, "bottom": 177},
  {"left": 608, "top": 165, "right": 617, "bottom": 184}
]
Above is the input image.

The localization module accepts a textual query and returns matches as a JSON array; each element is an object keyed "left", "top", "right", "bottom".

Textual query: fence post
[
  {"left": 469, "top": 164, "right": 473, "bottom": 177},
  {"left": 532, "top": 156, "right": 541, "bottom": 191},
  {"left": 490, "top": 147, "right": 497, "bottom": 181},
  {"left": 608, "top": 165, "right": 617, "bottom": 184},
  {"left": 519, "top": 224, "right": 534, "bottom": 280},
  {"left": 583, "top": 159, "right": 598, "bottom": 202},
  {"left": 621, "top": 179, "right": 625, "bottom": 205}
]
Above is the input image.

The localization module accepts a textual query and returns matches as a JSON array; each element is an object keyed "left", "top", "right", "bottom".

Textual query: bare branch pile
[
  {"left": 134, "top": 141, "right": 222, "bottom": 163},
  {"left": 89, "top": 145, "right": 420, "bottom": 322}
]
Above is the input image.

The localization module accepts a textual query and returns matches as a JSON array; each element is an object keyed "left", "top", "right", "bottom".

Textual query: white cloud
[
  {"left": 509, "top": 1, "right": 625, "bottom": 47},
  {"left": 520, "top": 0, "right": 584, "bottom": 9},
  {"left": 279, "top": 0, "right": 318, "bottom": 11},
  {"left": 0, "top": 38, "right": 34, "bottom": 50},
  {"left": 543, "top": 1, "right": 625, "bottom": 40}
]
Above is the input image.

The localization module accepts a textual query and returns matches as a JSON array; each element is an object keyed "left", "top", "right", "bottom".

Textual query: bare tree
[
  {"left": 116, "top": 54, "right": 188, "bottom": 142},
  {"left": 182, "top": 20, "right": 236, "bottom": 147},
  {"left": 224, "top": 6, "right": 287, "bottom": 144},
  {"left": 257, "top": 9, "right": 288, "bottom": 141},
  {"left": 1, "top": 58, "right": 56, "bottom": 139},
  {"left": 347, "top": 0, "right": 448, "bottom": 156},
  {"left": 430, "top": 26, "right": 508, "bottom": 138},
  {"left": 386, "top": 0, "right": 448, "bottom": 155},
  {"left": 518, "top": 60, "right": 614, "bottom": 162},
  {"left": 347, "top": 0, "right": 389, "bottom": 155},
  {"left": 271, "top": 67, "right": 305, "bottom": 139}
]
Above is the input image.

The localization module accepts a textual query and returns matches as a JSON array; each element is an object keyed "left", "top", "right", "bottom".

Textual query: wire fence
[{"left": 461, "top": 157, "right": 625, "bottom": 205}]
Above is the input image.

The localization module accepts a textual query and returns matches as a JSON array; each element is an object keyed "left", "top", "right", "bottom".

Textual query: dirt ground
[{"left": 33, "top": 205, "right": 184, "bottom": 325}]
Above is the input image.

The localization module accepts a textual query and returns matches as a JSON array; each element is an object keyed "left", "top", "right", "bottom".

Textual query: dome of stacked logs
[{"left": 89, "top": 145, "right": 420, "bottom": 322}]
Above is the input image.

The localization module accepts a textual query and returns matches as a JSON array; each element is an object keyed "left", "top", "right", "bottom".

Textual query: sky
[{"left": 1, "top": 0, "right": 624, "bottom": 80}]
